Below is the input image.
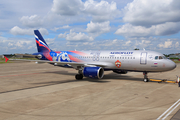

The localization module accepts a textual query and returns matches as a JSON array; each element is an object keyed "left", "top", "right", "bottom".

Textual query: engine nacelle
[
  {"left": 83, "top": 67, "right": 104, "bottom": 79},
  {"left": 37, "top": 54, "right": 42, "bottom": 59},
  {"left": 113, "top": 70, "right": 127, "bottom": 74}
]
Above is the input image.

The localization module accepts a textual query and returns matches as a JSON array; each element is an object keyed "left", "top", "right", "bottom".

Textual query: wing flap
[{"left": 8, "top": 59, "right": 108, "bottom": 67}]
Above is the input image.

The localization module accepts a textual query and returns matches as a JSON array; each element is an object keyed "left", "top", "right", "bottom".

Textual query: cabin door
[{"left": 140, "top": 52, "right": 147, "bottom": 64}]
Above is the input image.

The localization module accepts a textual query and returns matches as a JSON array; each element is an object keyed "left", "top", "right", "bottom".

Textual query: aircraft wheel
[
  {"left": 144, "top": 78, "right": 149, "bottom": 82},
  {"left": 75, "top": 74, "right": 83, "bottom": 80}
]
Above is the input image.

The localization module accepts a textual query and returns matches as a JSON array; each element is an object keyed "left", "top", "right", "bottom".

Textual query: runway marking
[
  {"left": 0, "top": 81, "right": 95, "bottom": 103},
  {"left": 0, "top": 69, "right": 75, "bottom": 78},
  {"left": 157, "top": 99, "right": 180, "bottom": 120},
  {"left": 0, "top": 67, "right": 75, "bottom": 77},
  {"left": 0, "top": 68, "right": 60, "bottom": 74},
  {"left": 0, "top": 73, "right": 40, "bottom": 78},
  {"left": 22, "top": 82, "right": 136, "bottom": 117}
]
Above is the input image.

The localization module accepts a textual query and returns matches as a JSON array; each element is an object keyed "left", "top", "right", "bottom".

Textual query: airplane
[{"left": 5, "top": 30, "right": 176, "bottom": 82}]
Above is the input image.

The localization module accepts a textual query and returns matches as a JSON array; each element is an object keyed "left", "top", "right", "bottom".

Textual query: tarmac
[{"left": 0, "top": 62, "right": 180, "bottom": 120}]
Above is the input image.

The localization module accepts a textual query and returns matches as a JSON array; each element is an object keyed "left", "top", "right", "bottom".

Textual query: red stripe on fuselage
[
  {"left": 69, "top": 55, "right": 83, "bottom": 62},
  {"left": 69, "top": 51, "right": 88, "bottom": 56},
  {"left": 43, "top": 52, "right": 53, "bottom": 61},
  {"left": 54, "top": 51, "right": 61, "bottom": 54}
]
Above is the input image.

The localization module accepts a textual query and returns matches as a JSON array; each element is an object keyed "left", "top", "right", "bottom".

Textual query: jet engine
[
  {"left": 83, "top": 67, "right": 104, "bottom": 79},
  {"left": 36, "top": 54, "right": 42, "bottom": 59},
  {"left": 113, "top": 70, "right": 127, "bottom": 74}
]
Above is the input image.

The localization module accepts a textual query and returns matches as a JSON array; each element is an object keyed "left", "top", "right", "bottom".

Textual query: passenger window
[{"left": 155, "top": 56, "right": 158, "bottom": 60}]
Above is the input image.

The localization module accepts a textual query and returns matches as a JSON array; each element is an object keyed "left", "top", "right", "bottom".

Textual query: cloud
[
  {"left": 123, "top": 0, "right": 180, "bottom": 27},
  {"left": 9, "top": 40, "right": 32, "bottom": 48},
  {"left": 51, "top": 0, "right": 120, "bottom": 22},
  {"left": 66, "top": 30, "right": 94, "bottom": 41},
  {"left": 51, "top": 25, "right": 70, "bottom": 32},
  {"left": 115, "top": 24, "right": 152, "bottom": 37},
  {"left": 0, "top": 0, "right": 52, "bottom": 31},
  {"left": 175, "top": 42, "right": 179, "bottom": 48},
  {"left": 158, "top": 40, "right": 172, "bottom": 48},
  {"left": 86, "top": 21, "right": 110, "bottom": 35},
  {"left": 125, "top": 40, "right": 131, "bottom": 46},
  {"left": 60, "top": 25, "right": 70, "bottom": 29},
  {"left": 51, "top": 0, "right": 83, "bottom": 16},
  {"left": 10, "top": 26, "right": 33, "bottom": 35},
  {"left": 20, "top": 15, "right": 43, "bottom": 28},
  {"left": 58, "top": 29, "right": 93, "bottom": 41},
  {"left": 115, "top": 22, "right": 180, "bottom": 37},
  {"left": 1, "top": 0, "right": 180, "bottom": 55},
  {"left": 58, "top": 33, "right": 67, "bottom": 38},
  {"left": 153, "top": 22, "right": 180, "bottom": 35},
  {"left": 83, "top": 0, "right": 120, "bottom": 22},
  {"left": 0, "top": 37, "right": 36, "bottom": 54},
  {"left": 10, "top": 26, "right": 48, "bottom": 35}
]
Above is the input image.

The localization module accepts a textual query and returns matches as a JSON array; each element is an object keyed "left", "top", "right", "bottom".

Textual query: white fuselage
[{"left": 52, "top": 50, "right": 176, "bottom": 72}]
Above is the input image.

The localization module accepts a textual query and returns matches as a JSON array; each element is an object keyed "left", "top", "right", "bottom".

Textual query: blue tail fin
[{"left": 34, "top": 30, "right": 50, "bottom": 52}]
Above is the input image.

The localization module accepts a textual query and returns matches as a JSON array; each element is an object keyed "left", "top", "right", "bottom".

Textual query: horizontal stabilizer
[{"left": 4, "top": 56, "right": 9, "bottom": 62}]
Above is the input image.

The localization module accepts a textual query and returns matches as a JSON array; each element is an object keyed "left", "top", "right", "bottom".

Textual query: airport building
[
  {"left": 0, "top": 55, "right": 4, "bottom": 58},
  {"left": 169, "top": 54, "right": 180, "bottom": 61}
]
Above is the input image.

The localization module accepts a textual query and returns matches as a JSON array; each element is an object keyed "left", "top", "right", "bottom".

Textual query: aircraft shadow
[
  {"left": 44, "top": 71, "right": 142, "bottom": 81},
  {"left": 103, "top": 73, "right": 143, "bottom": 82},
  {"left": 33, "top": 71, "right": 143, "bottom": 86},
  {"left": 32, "top": 77, "right": 110, "bottom": 85},
  {"left": 0, "top": 73, "right": 143, "bottom": 94},
  {"left": 44, "top": 71, "right": 76, "bottom": 76}
]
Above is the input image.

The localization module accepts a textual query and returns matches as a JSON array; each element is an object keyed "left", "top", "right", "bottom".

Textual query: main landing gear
[
  {"left": 75, "top": 74, "right": 83, "bottom": 80},
  {"left": 143, "top": 72, "right": 149, "bottom": 82},
  {"left": 75, "top": 69, "right": 83, "bottom": 80}
]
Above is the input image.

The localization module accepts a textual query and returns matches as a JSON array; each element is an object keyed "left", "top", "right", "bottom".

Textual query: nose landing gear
[{"left": 143, "top": 72, "right": 149, "bottom": 82}]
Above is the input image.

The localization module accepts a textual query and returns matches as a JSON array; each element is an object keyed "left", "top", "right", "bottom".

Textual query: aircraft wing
[{"left": 7, "top": 58, "right": 109, "bottom": 68}]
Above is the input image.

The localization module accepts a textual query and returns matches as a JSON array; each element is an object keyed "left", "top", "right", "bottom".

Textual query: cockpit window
[
  {"left": 159, "top": 56, "right": 163, "bottom": 59},
  {"left": 155, "top": 56, "right": 167, "bottom": 60},
  {"left": 163, "top": 56, "right": 167, "bottom": 59},
  {"left": 155, "top": 56, "right": 158, "bottom": 60}
]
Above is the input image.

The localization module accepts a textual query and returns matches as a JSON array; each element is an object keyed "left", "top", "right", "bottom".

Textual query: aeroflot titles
[{"left": 110, "top": 52, "right": 133, "bottom": 54}]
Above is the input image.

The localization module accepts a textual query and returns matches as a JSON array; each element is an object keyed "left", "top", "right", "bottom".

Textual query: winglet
[{"left": 4, "top": 56, "right": 9, "bottom": 62}]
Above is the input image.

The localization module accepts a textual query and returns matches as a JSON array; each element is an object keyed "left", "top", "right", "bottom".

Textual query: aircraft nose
[
  {"left": 173, "top": 62, "right": 176, "bottom": 69},
  {"left": 168, "top": 60, "right": 176, "bottom": 70}
]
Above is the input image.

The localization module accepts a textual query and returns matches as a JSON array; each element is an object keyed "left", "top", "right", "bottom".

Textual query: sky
[{"left": 0, "top": 0, "right": 180, "bottom": 55}]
